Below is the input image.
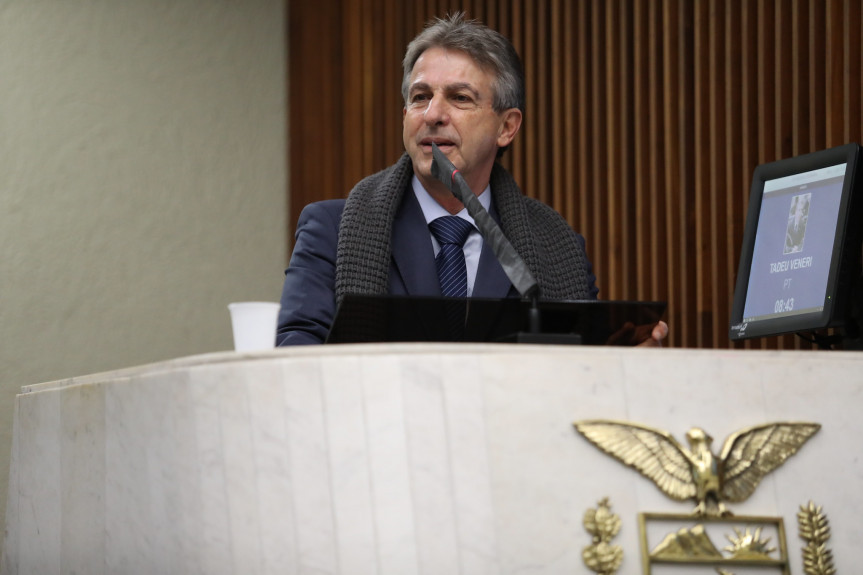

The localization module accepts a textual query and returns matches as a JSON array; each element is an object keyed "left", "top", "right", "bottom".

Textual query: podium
[{"left": 3, "top": 344, "right": 862, "bottom": 574}]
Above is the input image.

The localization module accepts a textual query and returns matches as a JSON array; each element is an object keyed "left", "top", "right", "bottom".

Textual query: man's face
[{"left": 403, "top": 47, "right": 522, "bottom": 197}]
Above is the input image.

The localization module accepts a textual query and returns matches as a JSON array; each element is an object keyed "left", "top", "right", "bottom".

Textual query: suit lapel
[
  {"left": 472, "top": 202, "right": 517, "bottom": 298},
  {"left": 474, "top": 244, "right": 515, "bottom": 298},
  {"left": 391, "top": 189, "right": 441, "bottom": 296}
]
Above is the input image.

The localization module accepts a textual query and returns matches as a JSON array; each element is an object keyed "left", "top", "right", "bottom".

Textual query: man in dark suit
[{"left": 277, "top": 13, "right": 667, "bottom": 346}]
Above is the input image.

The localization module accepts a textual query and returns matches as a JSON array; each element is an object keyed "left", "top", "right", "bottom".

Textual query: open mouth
[{"left": 420, "top": 138, "right": 456, "bottom": 153}]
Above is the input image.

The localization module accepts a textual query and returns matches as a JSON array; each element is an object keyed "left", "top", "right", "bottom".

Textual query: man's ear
[{"left": 497, "top": 108, "right": 523, "bottom": 148}]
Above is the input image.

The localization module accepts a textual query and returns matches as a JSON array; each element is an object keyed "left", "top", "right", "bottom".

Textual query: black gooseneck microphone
[{"left": 430, "top": 143, "right": 543, "bottom": 333}]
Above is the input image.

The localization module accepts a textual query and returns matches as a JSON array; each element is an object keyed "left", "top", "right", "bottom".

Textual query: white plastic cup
[{"left": 227, "top": 302, "right": 281, "bottom": 352}]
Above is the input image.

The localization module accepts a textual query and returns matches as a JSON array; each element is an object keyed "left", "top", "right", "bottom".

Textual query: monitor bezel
[{"left": 729, "top": 143, "right": 863, "bottom": 340}]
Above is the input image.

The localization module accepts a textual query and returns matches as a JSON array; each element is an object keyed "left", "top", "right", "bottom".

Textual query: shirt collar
[{"left": 411, "top": 175, "right": 491, "bottom": 225}]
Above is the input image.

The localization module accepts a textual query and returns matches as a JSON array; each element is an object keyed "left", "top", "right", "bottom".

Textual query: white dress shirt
[{"left": 411, "top": 175, "right": 490, "bottom": 296}]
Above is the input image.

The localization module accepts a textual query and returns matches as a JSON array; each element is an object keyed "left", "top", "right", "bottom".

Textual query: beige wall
[{"left": 0, "top": 0, "right": 287, "bottom": 527}]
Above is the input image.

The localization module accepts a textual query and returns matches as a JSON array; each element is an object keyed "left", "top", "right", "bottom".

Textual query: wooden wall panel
[{"left": 289, "top": 0, "right": 863, "bottom": 349}]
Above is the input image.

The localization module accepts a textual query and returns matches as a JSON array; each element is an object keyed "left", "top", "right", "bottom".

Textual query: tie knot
[{"left": 429, "top": 216, "right": 474, "bottom": 247}]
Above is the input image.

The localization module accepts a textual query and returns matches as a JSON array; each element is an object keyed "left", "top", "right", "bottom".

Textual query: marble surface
[{"left": 3, "top": 344, "right": 862, "bottom": 574}]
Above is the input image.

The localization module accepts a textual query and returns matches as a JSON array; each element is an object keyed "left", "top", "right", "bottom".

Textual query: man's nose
[{"left": 423, "top": 95, "right": 449, "bottom": 125}]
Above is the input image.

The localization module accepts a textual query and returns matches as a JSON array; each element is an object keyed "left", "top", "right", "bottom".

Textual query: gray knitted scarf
[{"left": 335, "top": 153, "right": 591, "bottom": 304}]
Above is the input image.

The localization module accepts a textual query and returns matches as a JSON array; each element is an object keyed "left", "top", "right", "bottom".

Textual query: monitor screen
[{"left": 730, "top": 143, "right": 862, "bottom": 340}]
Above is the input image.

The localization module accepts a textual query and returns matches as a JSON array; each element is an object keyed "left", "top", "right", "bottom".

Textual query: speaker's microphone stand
[{"left": 430, "top": 144, "right": 553, "bottom": 338}]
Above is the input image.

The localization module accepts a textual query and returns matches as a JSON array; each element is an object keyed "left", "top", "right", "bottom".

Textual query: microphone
[{"left": 430, "top": 143, "right": 539, "bottom": 301}]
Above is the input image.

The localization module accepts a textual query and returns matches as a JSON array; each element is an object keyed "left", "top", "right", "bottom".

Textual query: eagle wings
[{"left": 573, "top": 420, "right": 821, "bottom": 515}]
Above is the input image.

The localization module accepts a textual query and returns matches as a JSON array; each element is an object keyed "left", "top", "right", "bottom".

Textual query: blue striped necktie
[{"left": 429, "top": 216, "right": 474, "bottom": 298}]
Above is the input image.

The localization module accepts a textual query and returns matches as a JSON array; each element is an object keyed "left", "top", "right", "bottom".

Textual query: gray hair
[{"left": 401, "top": 13, "right": 525, "bottom": 115}]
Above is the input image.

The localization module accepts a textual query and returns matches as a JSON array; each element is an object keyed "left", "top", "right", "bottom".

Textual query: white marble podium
[{"left": 3, "top": 344, "right": 862, "bottom": 574}]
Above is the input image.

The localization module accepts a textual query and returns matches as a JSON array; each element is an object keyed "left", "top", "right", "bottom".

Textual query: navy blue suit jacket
[{"left": 277, "top": 189, "right": 596, "bottom": 345}]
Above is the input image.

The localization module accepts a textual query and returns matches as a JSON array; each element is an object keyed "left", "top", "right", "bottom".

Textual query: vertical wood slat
[
  {"left": 843, "top": 0, "right": 862, "bottom": 145},
  {"left": 606, "top": 0, "right": 624, "bottom": 301},
  {"left": 554, "top": 0, "right": 566, "bottom": 212},
  {"left": 648, "top": 1, "right": 666, "bottom": 302},
  {"left": 560, "top": 0, "right": 575, "bottom": 227},
  {"left": 808, "top": 0, "right": 826, "bottom": 151},
  {"left": 826, "top": 0, "right": 845, "bottom": 146},
  {"left": 341, "top": 1, "right": 363, "bottom": 192},
  {"left": 550, "top": 0, "right": 566, "bottom": 242},
  {"left": 693, "top": 1, "right": 712, "bottom": 347},
  {"left": 590, "top": 0, "right": 608, "bottom": 298},
  {"left": 724, "top": 0, "right": 743, "bottom": 345},
  {"left": 662, "top": 0, "right": 683, "bottom": 344},
  {"left": 633, "top": 0, "right": 648, "bottom": 303},
  {"left": 791, "top": 0, "right": 810, "bottom": 156},
  {"left": 289, "top": 0, "right": 863, "bottom": 349},
  {"left": 619, "top": 1, "right": 635, "bottom": 303},
  {"left": 575, "top": 0, "right": 591, "bottom": 262},
  {"left": 535, "top": 1, "right": 550, "bottom": 209},
  {"left": 709, "top": 0, "right": 727, "bottom": 348}
]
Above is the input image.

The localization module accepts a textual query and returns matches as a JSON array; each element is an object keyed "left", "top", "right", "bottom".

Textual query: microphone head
[{"left": 430, "top": 143, "right": 455, "bottom": 193}]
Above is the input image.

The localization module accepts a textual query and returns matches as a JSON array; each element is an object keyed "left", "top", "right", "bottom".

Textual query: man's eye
[{"left": 411, "top": 94, "right": 429, "bottom": 103}]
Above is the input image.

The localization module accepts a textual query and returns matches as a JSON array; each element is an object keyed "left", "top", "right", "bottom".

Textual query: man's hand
[
  {"left": 606, "top": 320, "right": 669, "bottom": 347},
  {"left": 637, "top": 320, "right": 668, "bottom": 347}
]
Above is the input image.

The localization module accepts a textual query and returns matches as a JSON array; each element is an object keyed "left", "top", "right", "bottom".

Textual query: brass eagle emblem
[{"left": 573, "top": 420, "right": 820, "bottom": 517}]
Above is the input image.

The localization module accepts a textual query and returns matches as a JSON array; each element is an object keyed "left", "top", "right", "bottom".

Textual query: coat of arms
[{"left": 573, "top": 420, "right": 821, "bottom": 574}]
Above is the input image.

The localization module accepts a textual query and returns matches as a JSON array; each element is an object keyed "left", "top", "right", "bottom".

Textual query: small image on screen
[
  {"left": 784, "top": 193, "right": 810, "bottom": 254},
  {"left": 742, "top": 164, "right": 845, "bottom": 323}
]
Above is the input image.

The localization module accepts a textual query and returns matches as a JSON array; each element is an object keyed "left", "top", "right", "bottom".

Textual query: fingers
[
  {"left": 635, "top": 321, "right": 668, "bottom": 347},
  {"left": 651, "top": 321, "right": 669, "bottom": 346}
]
